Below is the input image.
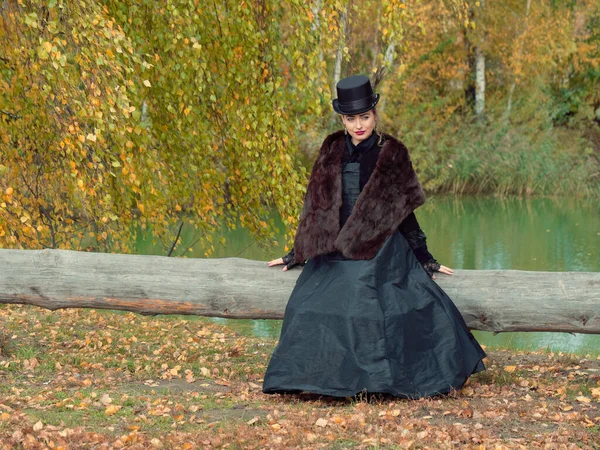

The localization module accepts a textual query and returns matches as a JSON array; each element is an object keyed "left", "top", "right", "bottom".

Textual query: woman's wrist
[
  {"left": 421, "top": 258, "right": 441, "bottom": 278},
  {"left": 282, "top": 248, "right": 295, "bottom": 266}
]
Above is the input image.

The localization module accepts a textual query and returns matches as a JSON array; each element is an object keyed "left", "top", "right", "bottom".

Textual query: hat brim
[{"left": 332, "top": 94, "right": 380, "bottom": 115}]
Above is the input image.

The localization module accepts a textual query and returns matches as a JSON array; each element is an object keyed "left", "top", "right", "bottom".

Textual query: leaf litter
[{"left": 0, "top": 304, "right": 598, "bottom": 449}]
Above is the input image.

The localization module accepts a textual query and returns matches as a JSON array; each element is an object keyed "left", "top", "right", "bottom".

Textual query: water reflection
[{"left": 135, "top": 196, "right": 600, "bottom": 355}]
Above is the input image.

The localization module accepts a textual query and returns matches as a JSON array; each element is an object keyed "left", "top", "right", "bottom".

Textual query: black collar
[{"left": 346, "top": 132, "right": 378, "bottom": 156}]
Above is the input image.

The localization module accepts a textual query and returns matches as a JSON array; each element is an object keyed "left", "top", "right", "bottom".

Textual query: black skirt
[{"left": 262, "top": 232, "right": 487, "bottom": 399}]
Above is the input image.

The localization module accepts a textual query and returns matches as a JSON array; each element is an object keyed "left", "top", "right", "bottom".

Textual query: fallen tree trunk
[{"left": 0, "top": 249, "right": 599, "bottom": 334}]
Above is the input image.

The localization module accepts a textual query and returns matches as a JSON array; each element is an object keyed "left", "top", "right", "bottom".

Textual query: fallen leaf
[
  {"left": 315, "top": 418, "right": 328, "bottom": 427},
  {"left": 504, "top": 365, "right": 517, "bottom": 373},
  {"left": 576, "top": 396, "right": 591, "bottom": 403},
  {"left": 105, "top": 405, "right": 121, "bottom": 415},
  {"left": 33, "top": 421, "right": 43, "bottom": 432}
]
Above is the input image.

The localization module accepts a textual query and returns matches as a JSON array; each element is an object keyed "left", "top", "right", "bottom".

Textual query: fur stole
[{"left": 293, "top": 130, "right": 425, "bottom": 263}]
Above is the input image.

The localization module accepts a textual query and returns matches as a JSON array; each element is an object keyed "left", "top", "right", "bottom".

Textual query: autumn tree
[
  {"left": 0, "top": 0, "right": 350, "bottom": 253},
  {"left": 0, "top": 1, "right": 152, "bottom": 252}
]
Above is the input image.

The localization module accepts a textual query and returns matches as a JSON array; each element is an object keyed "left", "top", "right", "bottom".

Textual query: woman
[{"left": 263, "top": 75, "right": 486, "bottom": 399}]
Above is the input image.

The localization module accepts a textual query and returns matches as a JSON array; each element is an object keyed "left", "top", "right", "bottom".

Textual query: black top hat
[{"left": 332, "top": 75, "right": 380, "bottom": 115}]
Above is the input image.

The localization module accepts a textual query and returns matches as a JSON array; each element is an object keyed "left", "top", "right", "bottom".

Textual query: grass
[{"left": 395, "top": 113, "right": 600, "bottom": 198}]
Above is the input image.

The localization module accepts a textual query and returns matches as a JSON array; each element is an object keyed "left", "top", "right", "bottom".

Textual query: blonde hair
[{"left": 372, "top": 107, "right": 384, "bottom": 147}]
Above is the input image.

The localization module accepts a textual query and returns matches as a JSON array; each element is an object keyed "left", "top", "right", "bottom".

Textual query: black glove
[
  {"left": 281, "top": 248, "right": 304, "bottom": 270},
  {"left": 420, "top": 258, "right": 441, "bottom": 278}
]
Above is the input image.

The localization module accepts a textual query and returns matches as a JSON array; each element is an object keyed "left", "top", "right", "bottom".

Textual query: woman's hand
[
  {"left": 267, "top": 257, "right": 290, "bottom": 272},
  {"left": 421, "top": 259, "right": 453, "bottom": 279},
  {"left": 433, "top": 265, "right": 454, "bottom": 279},
  {"left": 268, "top": 249, "right": 301, "bottom": 271}
]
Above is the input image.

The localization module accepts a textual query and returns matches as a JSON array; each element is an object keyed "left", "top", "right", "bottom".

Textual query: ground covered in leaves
[{"left": 0, "top": 305, "right": 599, "bottom": 449}]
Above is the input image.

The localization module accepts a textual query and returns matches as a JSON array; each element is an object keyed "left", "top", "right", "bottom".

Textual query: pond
[{"left": 136, "top": 196, "right": 600, "bottom": 355}]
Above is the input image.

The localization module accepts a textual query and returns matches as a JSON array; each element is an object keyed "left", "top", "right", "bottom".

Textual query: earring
[{"left": 344, "top": 128, "right": 347, "bottom": 135}]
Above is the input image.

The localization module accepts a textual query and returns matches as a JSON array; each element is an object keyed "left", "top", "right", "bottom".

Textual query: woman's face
[{"left": 341, "top": 109, "right": 376, "bottom": 145}]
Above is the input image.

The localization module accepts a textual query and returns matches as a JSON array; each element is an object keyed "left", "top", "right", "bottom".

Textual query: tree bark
[
  {"left": 474, "top": 0, "right": 486, "bottom": 119},
  {"left": 474, "top": 44, "right": 485, "bottom": 117},
  {"left": 1, "top": 249, "right": 599, "bottom": 334},
  {"left": 333, "top": 10, "right": 348, "bottom": 92}
]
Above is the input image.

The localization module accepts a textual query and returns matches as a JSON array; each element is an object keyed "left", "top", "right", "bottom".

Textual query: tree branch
[
  {"left": 167, "top": 221, "right": 184, "bottom": 257},
  {"left": 1, "top": 110, "right": 21, "bottom": 120}
]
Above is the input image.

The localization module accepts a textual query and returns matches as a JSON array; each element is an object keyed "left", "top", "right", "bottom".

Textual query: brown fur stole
[{"left": 293, "top": 130, "right": 425, "bottom": 263}]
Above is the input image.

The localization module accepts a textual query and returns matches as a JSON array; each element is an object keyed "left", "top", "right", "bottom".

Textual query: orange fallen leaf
[{"left": 504, "top": 365, "right": 517, "bottom": 373}]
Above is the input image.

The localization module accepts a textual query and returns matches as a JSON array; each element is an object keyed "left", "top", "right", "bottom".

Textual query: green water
[{"left": 136, "top": 196, "right": 600, "bottom": 355}]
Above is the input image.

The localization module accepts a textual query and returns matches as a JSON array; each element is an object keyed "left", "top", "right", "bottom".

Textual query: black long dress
[{"left": 262, "top": 135, "right": 486, "bottom": 399}]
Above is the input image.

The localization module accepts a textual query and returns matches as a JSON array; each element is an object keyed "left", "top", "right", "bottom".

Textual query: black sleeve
[{"left": 398, "top": 213, "right": 435, "bottom": 264}]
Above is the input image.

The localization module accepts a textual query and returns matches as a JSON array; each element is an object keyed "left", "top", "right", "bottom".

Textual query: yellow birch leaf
[{"left": 105, "top": 405, "right": 120, "bottom": 415}]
